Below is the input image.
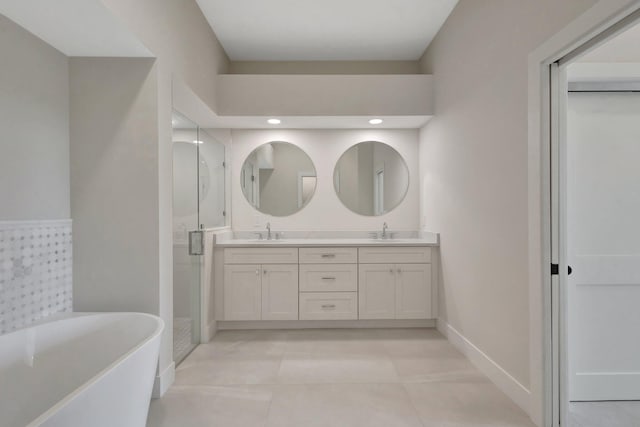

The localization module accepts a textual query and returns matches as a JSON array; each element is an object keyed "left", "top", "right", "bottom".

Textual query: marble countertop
[{"left": 214, "top": 237, "right": 439, "bottom": 247}]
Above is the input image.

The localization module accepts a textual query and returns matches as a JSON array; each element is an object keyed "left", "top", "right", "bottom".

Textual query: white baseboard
[
  {"left": 436, "top": 319, "right": 531, "bottom": 415},
  {"left": 218, "top": 319, "right": 436, "bottom": 330},
  {"left": 152, "top": 361, "right": 175, "bottom": 399},
  {"left": 201, "top": 320, "right": 217, "bottom": 343}
]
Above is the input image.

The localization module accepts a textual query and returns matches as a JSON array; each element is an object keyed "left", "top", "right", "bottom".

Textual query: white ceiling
[
  {"left": 0, "top": 0, "right": 151, "bottom": 56},
  {"left": 195, "top": 0, "right": 458, "bottom": 61}
]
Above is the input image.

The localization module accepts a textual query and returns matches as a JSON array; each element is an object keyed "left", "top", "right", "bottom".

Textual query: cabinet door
[
  {"left": 358, "top": 264, "right": 396, "bottom": 319},
  {"left": 262, "top": 264, "right": 299, "bottom": 320},
  {"left": 224, "top": 265, "right": 261, "bottom": 320},
  {"left": 395, "top": 263, "right": 432, "bottom": 319}
]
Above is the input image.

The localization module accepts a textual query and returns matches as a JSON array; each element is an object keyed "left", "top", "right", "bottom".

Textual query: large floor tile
[
  {"left": 283, "top": 329, "right": 389, "bottom": 357},
  {"left": 187, "top": 330, "right": 288, "bottom": 361},
  {"left": 266, "top": 383, "right": 424, "bottom": 427},
  {"left": 277, "top": 354, "right": 399, "bottom": 384},
  {"left": 569, "top": 401, "right": 640, "bottom": 427},
  {"left": 380, "top": 329, "right": 460, "bottom": 358},
  {"left": 392, "top": 353, "right": 479, "bottom": 383},
  {"left": 175, "top": 358, "right": 282, "bottom": 386},
  {"left": 149, "top": 329, "right": 537, "bottom": 427},
  {"left": 404, "top": 378, "right": 535, "bottom": 426},
  {"left": 147, "top": 385, "right": 273, "bottom": 427}
]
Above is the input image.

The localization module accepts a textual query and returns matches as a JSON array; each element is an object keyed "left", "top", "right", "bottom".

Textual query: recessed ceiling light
[
  {"left": 192, "top": 140, "right": 203, "bottom": 144},
  {"left": 267, "top": 119, "right": 281, "bottom": 125},
  {"left": 369, "top": 119, "right": 383, "bottom": 125}
]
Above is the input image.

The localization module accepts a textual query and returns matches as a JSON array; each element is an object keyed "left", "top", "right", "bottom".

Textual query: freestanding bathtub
[{"left": 0, "top": 312, "right": 164, "bottom": 427}]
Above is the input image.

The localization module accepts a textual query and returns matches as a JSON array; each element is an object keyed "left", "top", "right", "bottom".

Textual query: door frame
[{"left": 528, "top": 1, "right": 640, "bottom": 425}]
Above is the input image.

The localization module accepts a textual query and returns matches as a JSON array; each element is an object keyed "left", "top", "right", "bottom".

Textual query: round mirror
[
  {"left": 241, "top": 142, "right": 317, "bottom": 216},
  {"left": 333, "top": 141, "right": 409, "bottom": 216}
]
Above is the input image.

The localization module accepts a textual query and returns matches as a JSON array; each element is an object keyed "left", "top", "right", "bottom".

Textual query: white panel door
[
  {"left": 261, "top": 264, "right": 299, "bottom": 320},
  {"left": 224, "top": 265, "right": 261, "bottom": 320},
  {"left": 395, "top": 264, "right": 432, "bottom": 319},
  {"left": 567, "top": 92, "right": 640, "bottom": 401},
  {"left": 359, "top": 264, "right": 396, "bottom": 319}
]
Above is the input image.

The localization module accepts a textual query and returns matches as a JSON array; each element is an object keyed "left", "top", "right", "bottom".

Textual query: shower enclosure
[{"left": 171, "top": 111, "right": 225, "bottom": 364}]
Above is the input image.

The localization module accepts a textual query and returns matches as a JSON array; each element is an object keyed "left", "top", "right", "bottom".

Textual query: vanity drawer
[
  {"left": 224, "top": 247, "right": 298, "bottom": 264},
  {"left": 299, "top": 247, "right": 357, "bottom": 264},
  {"left": 299, "top": 292, "right": 358, "bottom": 320},
  {"left": 299, "top": 264, "right": 358, "bottom": 292},
  {"left": 358, "top": 247, "right": 431, "bottom": 264}
]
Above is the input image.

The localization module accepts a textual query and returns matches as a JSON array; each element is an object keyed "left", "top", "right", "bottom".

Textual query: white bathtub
[{"left": 0, "top": 312, "right": 164, "bottom": 427}]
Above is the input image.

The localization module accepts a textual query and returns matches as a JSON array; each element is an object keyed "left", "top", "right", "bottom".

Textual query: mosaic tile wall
[{"left": 0, "top": 220, "right": 72, "bottom": 334}]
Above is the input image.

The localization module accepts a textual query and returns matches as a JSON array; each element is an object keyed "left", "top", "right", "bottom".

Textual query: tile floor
[
  {"left": 570, "top": 401, "right": 640, "bottom": 427},
  {"left": 147, "top": 328, "right": 535, "bottom": 427}
]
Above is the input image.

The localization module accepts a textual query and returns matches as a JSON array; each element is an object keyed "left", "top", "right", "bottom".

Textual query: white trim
[
  {"left": 217, "top": 318, "right": 435, "bottom": 330},
  {"left": 528, "top": 1, "right": 640, "bottom": 425},
  {"left": 297, "top": 170, "right": 316, "bottom": 209},
  {"left": 0, "top": 219, "right": 72, "bottom": 229},
  {"left": 437, "top": 319, "right": 531, "bottom": 415},
  {"left": 152, "top": 361, "right": 175, "bottom": 398},
  {"left": 202, "top": 319, "right": 217, "bottom": 342}
]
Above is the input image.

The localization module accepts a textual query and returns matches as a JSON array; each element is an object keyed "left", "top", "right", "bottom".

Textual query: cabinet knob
[
  {"left": 397, "top": 268, "right": 401, "bottom": 274},
  {"left": 255, "top": 269, "right": 259, "bottom": 276},
  {"left": 263, "top": 269, "right": 267, "bottom": 275}
]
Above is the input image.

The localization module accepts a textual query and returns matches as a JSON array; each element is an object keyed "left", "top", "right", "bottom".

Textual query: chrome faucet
[
  {"left": 266, "top": 222, "right": 272, "bottom": 240},
  {"left": 382, "top": 222, "right": 388, "bottom": 239}
]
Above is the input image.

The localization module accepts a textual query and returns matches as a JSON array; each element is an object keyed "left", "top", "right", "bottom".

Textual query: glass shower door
[{"left": 171, "top": 111, "right": 201, "bottom": 364}]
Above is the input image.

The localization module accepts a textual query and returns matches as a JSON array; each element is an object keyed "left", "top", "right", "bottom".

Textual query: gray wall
[
  {"left": 70, "top": 58, "right": 160, "bottom": 316},
  {"left": 101, "top": 0, "right": 229, "bottom": 111},
  {"left": 92, "top": 1, "right": 232, "bottom": 386},
  {"left": 417, "top": 0, "right": 597, "bottom": 392},
  {"left": 0, "top": 15, "right": 69, "bottom": 220},
  {"left": 229, "top": 60, "right": 420, "bottom": 74}
]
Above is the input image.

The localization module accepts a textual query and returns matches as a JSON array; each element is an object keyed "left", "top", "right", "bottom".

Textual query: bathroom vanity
[
  {"left": 213, "top": 235, "right": 439, "bottom": 328},
  {"left": 207, "top": 138, "right": 439, "bottom": 330}
]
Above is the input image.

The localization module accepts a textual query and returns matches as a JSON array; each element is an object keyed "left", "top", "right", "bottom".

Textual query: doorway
[{"left": 549, "top": 16, "right": 640, "bottom": 427}]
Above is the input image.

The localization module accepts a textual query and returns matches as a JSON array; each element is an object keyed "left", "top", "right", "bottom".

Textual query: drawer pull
[
  {"left": 321, "top": 304, "right": 336, "bottom": 310},
  {"left": 321, "top": 277, "right": 337, "bottom": 280},
  {"left": 321, "top": 254, "right": 336, "bottom": 258}
]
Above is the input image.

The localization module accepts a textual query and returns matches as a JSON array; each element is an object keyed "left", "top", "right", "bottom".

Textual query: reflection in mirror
[
  {"left": 198, "top": 129, "right": 226, "bottom": 228},
  {"left": 334, "top": 141, "right": 409, "bottom": 216},
  {"left": 172, "top": 111, "right": 198, "bottom": 233},
  {"left": 241, "top": 142, "right": 317, "bottom": 216},
  {"left": 172, "top": 120, "right": 226, "bottom": 229}
]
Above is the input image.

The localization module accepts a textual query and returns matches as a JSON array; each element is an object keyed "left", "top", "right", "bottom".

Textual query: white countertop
[{"left": 214, "top": 237, "right": 438, "bottom": 247}]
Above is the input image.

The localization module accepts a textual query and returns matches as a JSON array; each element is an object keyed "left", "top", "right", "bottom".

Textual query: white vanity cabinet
[
  {"left": 261, "top": 264, "right": 299, "bottom": 320},
  {"left": 223, "top": 248, "right": 299, "bottom": 321},
  {"left": 298, "top": 247, "right": 358, "bottom": 320},
  {"left": 223, "top": 265, "right": 262, "bottom": 321},
  {"left": 358, "top": 247, "right": 433, "bottom": 320},
  {"left": 219, "top": 244, "right": 436, "bottom": 324}
]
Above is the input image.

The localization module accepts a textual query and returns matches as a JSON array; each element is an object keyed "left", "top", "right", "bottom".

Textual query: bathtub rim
[{"left": 14, "top": 312, "right": 164, "bottom": 427}]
